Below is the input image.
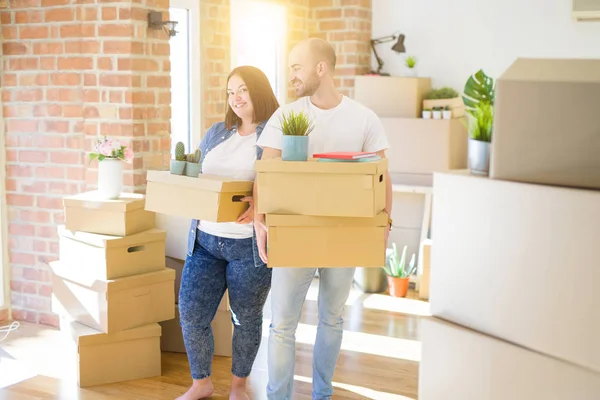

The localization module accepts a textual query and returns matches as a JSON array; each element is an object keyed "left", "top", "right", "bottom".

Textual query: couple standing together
[{"left": 177, "top": 38, "right": 392, "bottom": 400}]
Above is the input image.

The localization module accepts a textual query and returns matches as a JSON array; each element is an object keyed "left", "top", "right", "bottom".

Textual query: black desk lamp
[{"left": 369, "top": 34, "right": 406, "bottom": 75}]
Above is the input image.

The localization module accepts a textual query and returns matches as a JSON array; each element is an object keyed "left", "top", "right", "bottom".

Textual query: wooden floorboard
[{"left": 0, "top": 281, "right": 428, "bottom": 399}]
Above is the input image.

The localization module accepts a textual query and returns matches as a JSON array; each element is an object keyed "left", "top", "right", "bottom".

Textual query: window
[
  {"left": 230, "top": 0, "right": 288, "bottom": 105},
  {"left": 169, "top": 0, "right": 201, "bottom": 154}
]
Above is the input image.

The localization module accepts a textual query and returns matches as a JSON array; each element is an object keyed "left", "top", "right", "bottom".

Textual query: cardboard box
[
  {"left": 63, "top": 191, "right": 156, "bottom": 236},
  {"left": 160, "top": 306, "right": 233, "bottom": 357},
  {"left": 422, "top": 97, "right": 465, "bottom": 118},
  {"left": 354, "top": 75, "right": 432, "bottom": 118},
  {"left": 490, "top": 58, "right": 600, "bottom": 190},
  {"left": 256, "top": 158, "right": 387, "bottom": 218},
  {"left": 145, "top": 170, "right": 253, "bottom": 222},
  {"left": 418, "top": 239, "right": 432, "bottom": 300},
  {"left": 57, "top": 226, "right": 166, "bottom": 284},
  {"left": 381, "top": 117, "right": 468, "bottom": 177},
  {"left": 166, "top": 256, "right": 229, "bottom": 311},
  {"left": 59, "top": 317, "right": 161, "bottom": 387},
  {"left": 419, "top": 318, "right": 600, "bottom": 400},
  {"left": 51, "top": 263, "right": 175, "bottom": 334},
  {"left": 430, "top": 170, "right": 600, "bottom": 373},
  {"left": 266, "top": 212, "right": 387, "bottom": 268}
]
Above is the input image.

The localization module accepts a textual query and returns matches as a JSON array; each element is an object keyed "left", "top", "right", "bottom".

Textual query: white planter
[
  {"left": 422, "top": 111, "right": 432, "bottom": 119},
  {"left": 97, "top": 158, "right": 123, "bottom": 199},
  {"left": 442, "top": 110, "right": 452, "bottom": 120},
  {"left": 405, "top": 68, "right": 417, "bottom": 77},
  {"left": 432, "top": 111, "right": 442, "bottom": 120}
]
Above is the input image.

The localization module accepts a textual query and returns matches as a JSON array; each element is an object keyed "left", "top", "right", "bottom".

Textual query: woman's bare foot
[
  {"left": 229, "top": 376, "right": 250, "bottom": 400},
  {"left": 176, "top": 378, "right": 214, "bottom": 400}
]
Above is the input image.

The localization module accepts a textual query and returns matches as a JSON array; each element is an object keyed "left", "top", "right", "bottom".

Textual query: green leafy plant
[
  {"left": 444, "top": 105, "right": 451, "bottom": 111},
  {"left": 424, "top": 87, "right": 459, "bottom": 100},
  {"left": 464, "top": 102, "right": 493, "bottom": 142},
  {"left": 405, "top": 56, "right": 416, "bottom": 69},
  {"left": 462, "top": 69, "right": 495, "bottom": 117},
  {"left": 185, "top": 148, "right": 201, "bottom": 163},
  {"left": 384, "top": 243, "right": 417, "bottom": 278},
  {"left": 174, "top": 141, "right": 185, "bottom": 161},
  {"left": 279, "top": 110, "right": 315, "bottom": 136}
]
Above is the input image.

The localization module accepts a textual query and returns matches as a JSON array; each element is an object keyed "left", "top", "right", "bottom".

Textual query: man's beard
[{"left": 294, "top": 74, "right": 320, "bottom": 97}]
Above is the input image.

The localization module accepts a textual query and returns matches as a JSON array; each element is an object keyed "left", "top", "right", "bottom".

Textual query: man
[{"left": 253, "top": 38, "right": 392, "bottom": 400}]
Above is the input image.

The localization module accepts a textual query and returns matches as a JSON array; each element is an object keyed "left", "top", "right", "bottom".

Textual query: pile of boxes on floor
[
  {"left": 52, "top": 192, "right": 172, "bottom": 387},
  {"left": 419, "top": 58, "right": 600, "bottom": 399},
  {"left": 145, "top": 156, "right": 389, "bottom": 269}
]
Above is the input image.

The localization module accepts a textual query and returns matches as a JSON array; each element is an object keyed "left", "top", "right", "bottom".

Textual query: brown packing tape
[
  {"left": 49, "top": 261, "right": 175, "bottom": 292},
  {"left": 57, "top": 225, "right": 167, "bottom": 249},
  {"left": 62, "top": 191, "right": 147, "bottom": 212},
  {"left": 146, "top": 170, "right": 253, "bottom": 192}
]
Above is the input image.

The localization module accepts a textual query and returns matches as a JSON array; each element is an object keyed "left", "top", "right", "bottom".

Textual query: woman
[{"left": 177, "top": 66, "right": 279, "bottom": 400}]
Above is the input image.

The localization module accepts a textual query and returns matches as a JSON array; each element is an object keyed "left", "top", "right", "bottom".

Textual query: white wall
[{"left": 372, "top": 0, "right": 600, "bottom": 92}]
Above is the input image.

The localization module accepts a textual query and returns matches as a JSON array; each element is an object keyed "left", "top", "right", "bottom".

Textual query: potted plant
[
  {"left": 432, "top": 106, "right": 442, "bottom": 120},
  {"left": 423, "top": 87, "right": 464, "bottom": 118},
  {"left": 442, "top": 105, "right": 452, "bottom": 120},
  {"left": 185, "top": 148, "right": 202, "bottom": 177},
  {"left": 170, "top": 141, "right": 186, "bottom": 175},
  {"left": 279, "top": 110, "right": 314, "bottom": 161},
  {"left": 422, "top": 108, "right": 432, "bottom": 119},
  {"left": 462, "top": 69, "right": 496, "bottom": 176},
  {"left": 88, "top": 136, "right": 134, "bottom": 200},
  {"left": 384, "top": 243, "right": 417, "bottom": 298},
  {"left": 404, "top": 56, "right": 417, "bottom": 77}
]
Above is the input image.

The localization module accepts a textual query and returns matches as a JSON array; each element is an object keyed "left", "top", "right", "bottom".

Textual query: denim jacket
[{"left": 186, "top": 120, "right": 267, "bottom": 267}]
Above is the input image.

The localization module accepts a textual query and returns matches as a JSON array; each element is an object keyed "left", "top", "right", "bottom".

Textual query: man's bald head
[
  {"left": 291, "top": 38, "right": 336, "bottom": 72},
  {"left": 288, "top": 38, "right": 337, "bottom": 97}
]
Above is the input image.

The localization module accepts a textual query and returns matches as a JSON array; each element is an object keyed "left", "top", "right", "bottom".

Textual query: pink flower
[
  {"left": 98, "top": 140, "right": 114, "bottom": 157},
  {"left": 124, "top": 147, "right": 134, "bottom": 163}
]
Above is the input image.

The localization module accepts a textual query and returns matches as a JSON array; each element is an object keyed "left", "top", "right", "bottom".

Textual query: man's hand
[
  {"left": 254, "top": 216, "right": 268, "bottom": 263},
  {"left": 236, "top": 196, "right": 254, "bottom": 224}
]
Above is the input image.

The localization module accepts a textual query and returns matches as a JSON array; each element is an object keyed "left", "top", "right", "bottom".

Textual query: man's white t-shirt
[
  {"left": 198, "top": 131, "right": 257, "bottom": 239},
  {"left": 256, "top": 95, "right": 389, "bottom": 154}
]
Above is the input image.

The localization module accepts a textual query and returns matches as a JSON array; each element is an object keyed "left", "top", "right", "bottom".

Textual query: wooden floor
[{"left": 0, "top": 279, "right": 430, "bottom": 399}]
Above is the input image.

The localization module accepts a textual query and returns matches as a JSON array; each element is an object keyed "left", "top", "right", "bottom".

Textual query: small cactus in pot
[
  {"left": 170, "top": 141, "right": 187, "bottom": 175},
  {"left": 185, "top": 148, "right": 202, "bottom": 177}
]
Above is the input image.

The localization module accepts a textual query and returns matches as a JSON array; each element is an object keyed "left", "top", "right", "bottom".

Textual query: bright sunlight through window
[{"left": 230, "top": 0, "right": 287, "bottom": 104}]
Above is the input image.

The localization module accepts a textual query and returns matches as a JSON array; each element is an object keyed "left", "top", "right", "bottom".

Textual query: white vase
[{"left": 97, "top": 158, "right": 123, "bottom": 199}]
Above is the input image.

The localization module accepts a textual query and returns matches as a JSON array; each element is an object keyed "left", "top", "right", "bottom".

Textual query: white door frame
[{"left": 170, "top": 0, "right": 202, "bottom": 150}]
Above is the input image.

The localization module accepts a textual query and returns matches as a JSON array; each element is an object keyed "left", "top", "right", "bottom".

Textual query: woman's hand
[
  {"left": 236, "top": 196, "right": 254, "bottom": 224},
  {"left": 254, "top": 216, "right": 268, "bottom": 264}
]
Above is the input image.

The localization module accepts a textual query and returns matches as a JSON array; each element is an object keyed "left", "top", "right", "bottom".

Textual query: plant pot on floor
[
  {"left": 282, "top": 135, "right": 309, "bottom": 161},
  {"left": 170, "top": 160, "right": 186, "bottom": 175},
  {"left": 468, "top": 138, "right": 491, "bottom": 176},
  {"left": 387, "top": 275, "right": 410, "bottom": 297},
  {"left": 97, "top": 158, "right": 123, "bottom": 200},
  {"left": 185, "top": 162, "right": 201, "bottom": 177}
]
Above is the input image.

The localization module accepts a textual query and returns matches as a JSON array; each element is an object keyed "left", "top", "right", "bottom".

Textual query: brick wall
[
  {"left": 1, "top": 0, "right": 372, "bottom": 326},
  {"left": 1, "top": 0, "right": 171, "bottom": 326}
]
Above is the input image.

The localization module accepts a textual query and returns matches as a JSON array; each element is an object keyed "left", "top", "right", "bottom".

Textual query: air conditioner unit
[{"left": 573, "top": 0, "right": 600, "bottom": 20}]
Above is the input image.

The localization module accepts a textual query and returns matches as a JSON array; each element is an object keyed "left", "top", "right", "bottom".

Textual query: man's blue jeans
[
  {"left": 266, "top": 267, "right": 356, "bottom": 400},
  {"left": 179, "top": 230, "right": 272, "bottom": 379}
]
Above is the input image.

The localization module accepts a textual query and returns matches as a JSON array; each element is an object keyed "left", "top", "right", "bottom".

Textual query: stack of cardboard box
[
  {"left": 420, "top": 58, "right": 600, "bottom": 398},
  {"left": 51, "top": 191, "right": 176, "bottom": 387},
  {"left": 255, "top": 157, "right": 389, "bottom": 268}
]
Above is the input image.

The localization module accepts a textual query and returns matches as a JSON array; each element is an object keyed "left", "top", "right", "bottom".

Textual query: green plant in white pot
[
  {"left": 170, "top": 141, "right": 186, "bottom": 175},
  {"left": 462, "top": 69, "right": 495, "bottom": 176},
  {"left": 279, "top": 110, "right": 314, "bottom": 161}
]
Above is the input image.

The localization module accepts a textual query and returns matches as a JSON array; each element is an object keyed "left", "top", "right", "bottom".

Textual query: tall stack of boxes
[
  {"left": 51, "top": 191, "right": 175, "bottom": 387},
  {"left": 419, "top": 58, "right": 600, "bottom": 398},
  {"left": 255, "top": 157, "right": 388, "bottom": 268}
]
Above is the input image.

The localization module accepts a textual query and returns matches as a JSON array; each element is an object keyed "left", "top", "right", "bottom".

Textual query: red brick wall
[
  {"left": 1, "top": 0, "right": 171, "bottom": 326},
  {"left": 1, "top": 0, "right": 372, "bottom": 326}
]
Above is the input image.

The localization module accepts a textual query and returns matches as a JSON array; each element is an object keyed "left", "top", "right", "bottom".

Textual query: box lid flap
[
  {"left": 255, "top": 157, "right": 388, "bottom": 175},
  {"left": 266, "top": 212, "right": 388, "bottom": 227},
  {"left": 57, "top": 225, "right": 166, "bottom": 248},
  {"left": 50, "top": 261, "right": 175, "bottom": 291},
  {"left": 63, "top": 191, "right": 146, "bottom": 212},
  {"left": 147, "top": 170, "right": 253, "bottom": 192},
  {"left": 499, "top": 58, "right": 600, "bottom": 84},
  {"left": 64, "top": 319, "right": 162, "bottom": 346}
]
